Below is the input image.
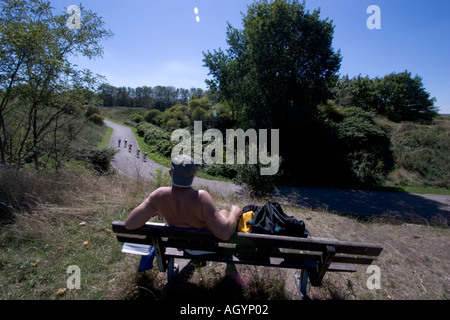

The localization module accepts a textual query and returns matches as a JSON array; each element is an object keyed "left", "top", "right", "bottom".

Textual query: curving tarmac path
[
  {"left": 104, "top": 119, "right": 244, "bottom": 197},
  {"left": 104, "top": 119, "right": 450, "bottom": 223}
]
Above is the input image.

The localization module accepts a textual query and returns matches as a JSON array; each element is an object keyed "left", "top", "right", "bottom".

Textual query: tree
[
  {"left": 335, "top": 71, "right": 438, "bottom": 122},
  {"left": 0, "top": 0, "right": 113, "bottom": 169},
  {"left": 377, "top": 71, "right": 437, "bottom": 122},
  {"left": 98, "top": 83, "right": 118, "bottom": 107},
  {"left": 203, "top": 0, "right": 342, "bottom": 185}
]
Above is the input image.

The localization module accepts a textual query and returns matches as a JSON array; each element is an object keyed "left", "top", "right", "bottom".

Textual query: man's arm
[
  {"left": 125, "top": 190, "right": 159, "bottom": 230},
  {"left": 199, "top": 190, "right": 242, "bottom": 241}
]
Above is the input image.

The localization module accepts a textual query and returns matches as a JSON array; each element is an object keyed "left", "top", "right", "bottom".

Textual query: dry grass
[
  {"left": 0, "top": 166, "right": 448, "bottom": 300},
  {"left": 282, "top": 206, "right": 449, "bottom": 300}
]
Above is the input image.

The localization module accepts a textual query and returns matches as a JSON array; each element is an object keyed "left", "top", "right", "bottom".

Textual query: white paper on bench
[{"left": 122, "top": 242, "right": 152, "bottom": 255}]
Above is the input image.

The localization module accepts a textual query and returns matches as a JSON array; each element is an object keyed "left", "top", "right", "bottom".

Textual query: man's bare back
[
  {"left": 125, "top": 185, "right": 241, "bottom": 241},
  {"left": 151, "top": 186, "right": 205, "bottom": 228},
  {"left": 125, "top": 155, "right": 242, "bottom": 240}
]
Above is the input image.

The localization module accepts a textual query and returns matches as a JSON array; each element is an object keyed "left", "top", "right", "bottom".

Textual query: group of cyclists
[{"left": 117, "top": 137, "right": 147, "bottom": 161}]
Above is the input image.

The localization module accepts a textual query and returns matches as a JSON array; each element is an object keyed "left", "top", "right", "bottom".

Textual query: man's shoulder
[
  {"left": 151, "top": 187, "right": 171, "bottom": 197},
  {"left": 197, "top": 189, "right": 211, "bottom": 197},
  {"left": 197, "top": 189, "right": 215, "bottom": 205}
]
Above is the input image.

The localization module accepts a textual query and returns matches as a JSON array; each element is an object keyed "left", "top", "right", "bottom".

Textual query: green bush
[
  {"left": 136, "top": 122, "right": 174, "bottom": 158},
  {"left": 129, "top": 112, "right": 144, "bottom": 123},
  {"left": 151, "top": 167, "right": 172, "bottom": 188},
  {"left": 144, "top": 109, "right": 162, "bottom": 125},
  {"left": 205, "top": 163, "right": 238, "bottom": 179},
  {"left": 233, "top": 162, "right": 279, "bottom": 198},
  {"left": 88, "top": 113, "right": 104, "bottom": 126},
  {"left": 72, "top": 148, "right": 116, "bottom": 174},
  {"left": 391, "top": 122, "right": 450, "bottom": 188},
  {"left": 85, "top": 106, "right": 102, "bottom": 118},
  {"left": 322, "top": 106, "right": 392, "bottom": 186}
]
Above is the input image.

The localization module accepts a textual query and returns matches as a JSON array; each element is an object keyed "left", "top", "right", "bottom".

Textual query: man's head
[{"left": 170, "top": 155, "right": 196, "bottom": 187}]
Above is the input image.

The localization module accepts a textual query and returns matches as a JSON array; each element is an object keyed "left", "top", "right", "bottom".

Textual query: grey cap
[{"left": 171, "top": 155, "right": 196, "bottom": 187}]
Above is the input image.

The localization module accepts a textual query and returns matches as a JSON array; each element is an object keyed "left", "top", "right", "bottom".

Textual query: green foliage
[
  {"left": 136, "top": 122, "right": 174, "bottom": 157},
  {"left": 335, "top": 71, "right": 438, "bottom": 122},
  {"left": 391, "top": 122, "right": 450, "bottom": 188},
  {"left": 377, "top": 72, "right": 437, "bottom": 122},
  {"left": 203, "top": 0, "right": 341, "bottom": 130},
  {"left": 72, "top": 147, "right": 116, "bottom": 174},
  {"left": 129, "top": 112, "right": 144, "bottom": 124},
  {"left": 205, "top": 163, "right": 238, "bottom": 179},
  {"left": 0, "top": 0, "right": 113, "bottom": 169},
  {"left": 322, "top": 105, "right": 392, "bottom": 186},
  {"left": 234, "top": 162, "right": 279, "bottom": 198},
  {"left": 151, "top": 167, "right": 172, "bottom": 188},
  {"left": 160, "top": 104, "right": 191, "bottom": 131},
  {"left": 85, "top": 106, "right": 104, "bottom": 126},
  {"left": 203, "top": 0, "right": 342, "bottom": 192},
  {"left": 99, "top": 84, "right": 205, "bottom": 109},
  {"left": 144, "top": 109, "right": 162, "bottom": 125},
  {"left": 85, "top": 106, "right": 101, "bottom": 118},
  {"left": 138, "top": 94, "right": 234, "bottom": 136},
  {"left": 88, "top": 113, "right": 104, "bottom": 126}
]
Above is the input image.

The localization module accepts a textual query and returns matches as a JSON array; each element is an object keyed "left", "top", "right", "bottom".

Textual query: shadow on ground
[
  {"left": 273, "top": 186, "right": 449, "bottom": 226},
  {"left": 129, "top": 261, "right": 289, "bottom": 301}
]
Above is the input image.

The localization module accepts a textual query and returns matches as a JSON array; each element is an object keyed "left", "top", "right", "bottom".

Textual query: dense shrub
[
  {"left": 72, "top": 148, "right": 116, "bottom": 174},
  {"left": 321, "top": 105, "right": 393, "bottom": 186},
  {"left": 205, "top": 163, "right": 238, "bottom": 179},
  {"left": 88, "top": 113, "right": 104, "bottom": 126},
  {"left": 391, "top": 122, "right": 450, "bottom": 188},
  {"left": 233, "top": 162, "right": 279, "bottom": 198},
  {"left": 144, "top": 109, "right": 162, "bottom": 125},
  {"left": 136, "top": 122, "right": 174, "bottom": 157},
  {"left": 85, "top": 106, "right": 102, "bottom": 118},
  {"left": 129, "top": 112, "right": 144, "bottom": 124}
]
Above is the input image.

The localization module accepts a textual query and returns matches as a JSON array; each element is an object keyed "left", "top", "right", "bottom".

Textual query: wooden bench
[{"left": 112, "top": 221, "right": 383, "bottom": 298}]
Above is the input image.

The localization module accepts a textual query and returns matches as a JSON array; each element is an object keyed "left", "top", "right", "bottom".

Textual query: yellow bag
[{"left": 238, "top": 210, "right": 254, "bottom": 233}]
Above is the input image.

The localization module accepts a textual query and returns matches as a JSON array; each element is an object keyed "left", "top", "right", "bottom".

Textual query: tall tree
[
  {"left": 203, "top": 0, "right": 341, "bottom": 182},
  {"left": 0, "top": 0, "right": 112, "bottom": 169}
]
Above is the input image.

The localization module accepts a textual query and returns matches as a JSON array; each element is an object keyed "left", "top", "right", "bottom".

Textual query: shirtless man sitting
[{"left": 125, "top": 155, "right": 242, "bottom": 241}]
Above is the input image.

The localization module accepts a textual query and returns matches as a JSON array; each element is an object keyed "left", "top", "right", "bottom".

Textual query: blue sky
[{"left": 52, "top": 0, "right": 450, "bottom": 114}]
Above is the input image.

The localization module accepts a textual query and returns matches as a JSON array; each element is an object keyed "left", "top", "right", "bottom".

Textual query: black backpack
[{"left": 242, "top": 201, "right": 309, "bottom": 238}]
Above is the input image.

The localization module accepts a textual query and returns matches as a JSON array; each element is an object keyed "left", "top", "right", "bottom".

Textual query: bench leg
[
  {"left": 167, "top": 257, "right": 179, "bottom": 281},
  {"left": 152, "top": 237, "right": 166, "bottom": 272},
  {"left": 295, "top": 270, "right": 310, "bottom": 300}
]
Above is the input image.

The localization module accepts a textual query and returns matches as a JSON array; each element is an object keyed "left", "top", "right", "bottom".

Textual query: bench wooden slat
[
  {"left": 116, "top": 236, "right": 151, "bottom": 245},
  {"left": 328, "top": 262, "right": 357, "bottom": 272},
  {"left": 164, "top": 247, "right": 319, "bottom": 270}
]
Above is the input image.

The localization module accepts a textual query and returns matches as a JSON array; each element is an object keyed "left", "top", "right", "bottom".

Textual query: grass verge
[{"left": 0, "top": 167, "right": 448, "bottom": 300}]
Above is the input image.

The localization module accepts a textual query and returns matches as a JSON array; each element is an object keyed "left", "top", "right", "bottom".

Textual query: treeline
[{"left": 98, "top": 84, "right": 206, "bottom": 110}]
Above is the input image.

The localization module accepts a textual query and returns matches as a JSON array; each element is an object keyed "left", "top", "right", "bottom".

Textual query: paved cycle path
[{"left": 104, "top": 119, "right": 243, "bottom": 196}]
